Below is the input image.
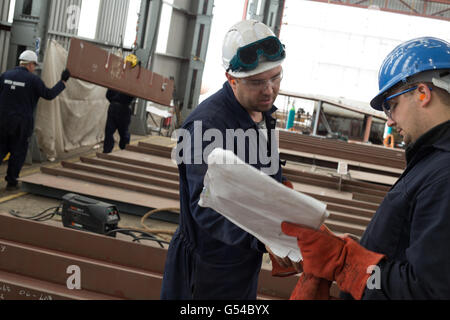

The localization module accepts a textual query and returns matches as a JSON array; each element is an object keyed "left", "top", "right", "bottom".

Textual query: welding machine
[{"left": 61, "top": 193, "right": 120, "bottom": 237}]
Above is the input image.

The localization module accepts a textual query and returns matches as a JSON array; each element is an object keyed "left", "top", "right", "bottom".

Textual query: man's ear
[
  {"left": 226, "top": 73, "right": 236, "bottom": 87},
  {"left": 417, "top": 84, "right": 432, "bottom": 106}
]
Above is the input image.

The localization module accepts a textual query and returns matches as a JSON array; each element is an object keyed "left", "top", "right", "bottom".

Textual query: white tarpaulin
[
  {"left": 199, "top": 148, "right": 330, "bottom": 262},
  {"left": 35, "top": 40, "right": 109, "bottom": 159}
]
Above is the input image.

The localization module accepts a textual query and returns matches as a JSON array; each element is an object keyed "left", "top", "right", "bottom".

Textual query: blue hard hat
[{"left": 371, "top": 37, "right": 450, "bottom": 111}]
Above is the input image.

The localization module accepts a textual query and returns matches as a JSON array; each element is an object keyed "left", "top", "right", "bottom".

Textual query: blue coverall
[
  {"left": 343, "top": 120, "right": 450, "bottom": 299},
  {"left": 0, "top": 66, "right": 66, "bottom": 186},
  {"left": 103, "top": 89, "right": 134, "bottom": 154},
  {"left": 160, "top": 82, "right": 283, "bottom": 300}
]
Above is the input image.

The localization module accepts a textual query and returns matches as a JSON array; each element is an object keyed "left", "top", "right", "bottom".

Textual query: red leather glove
[
  {"left": 281, "top": 222, "right": 385, "bottom": 300},
  {"left": 290, "top": 273, "right": 332, "bottom": 300},
  {"left": 282, "top": 177, "right": 294, "bottom": 189},
  {"left": 289, "top": 224, "right": 333, "bottom": 300},
  {"left": 269, "top": 253, "right": 299, "bottom": 277}
]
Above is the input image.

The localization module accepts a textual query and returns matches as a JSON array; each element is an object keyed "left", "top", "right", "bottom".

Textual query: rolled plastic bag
[{"left": 199, "top": 148, "right": 329, "bottom": 262}]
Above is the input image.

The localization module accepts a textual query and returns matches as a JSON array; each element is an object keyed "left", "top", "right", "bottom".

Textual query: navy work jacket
[
  {"left": 352, "top": 121, "right": 450, "bottom": 299},
  {"left": 0, "top": 66, "right": 65, "bottom": 135},
  {"left": 161, "top": 82, "right": 283, "bottom": 300},
  {"left": 106, "top": 89, "right": 134, "bottom": 107}
]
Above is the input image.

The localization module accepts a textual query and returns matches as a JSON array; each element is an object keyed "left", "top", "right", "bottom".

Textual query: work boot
[{"left": 6, "top": 182, "right": 20, "bottom": 191}]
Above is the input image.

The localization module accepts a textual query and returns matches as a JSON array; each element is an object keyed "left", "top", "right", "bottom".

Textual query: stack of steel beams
[
  {"left": 0, "top": 213, "right": 299, "bottom": 300},
  {"left": 279, "top": 130, "right": 406, "bottom": 170}
]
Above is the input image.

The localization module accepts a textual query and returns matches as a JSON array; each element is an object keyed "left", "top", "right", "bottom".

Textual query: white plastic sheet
[
  {"left": 35, "top": 40, "right": 109, "bottom": 159},
  {"left": 199, "top": 148, "right": 330, "bottom": 262}
]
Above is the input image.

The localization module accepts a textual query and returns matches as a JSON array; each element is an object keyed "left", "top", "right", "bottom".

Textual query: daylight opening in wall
[{"left": 77, "top": 0, "right": 101, "bottom": 39}]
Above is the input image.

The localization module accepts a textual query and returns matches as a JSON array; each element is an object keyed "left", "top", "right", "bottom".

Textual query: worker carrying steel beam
[
  {"left": 102, "top": 54, "right": 137, "bottom": 154},
  {"left": 280, "top": 37, "right": 450, "bottom": 300},
  {"left": 103, "top": 89, "right": 135, "bottom": 154},
  {"left": 161, "top": 20, "right": 301, "bottom": 300},
  {"left": 0, "top": 50, "right": 70, "bottom": 191}
]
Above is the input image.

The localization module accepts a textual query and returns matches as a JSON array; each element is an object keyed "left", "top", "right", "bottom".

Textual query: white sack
[{"left": 199, "top": 148, "right": 330, "bottom": 262}]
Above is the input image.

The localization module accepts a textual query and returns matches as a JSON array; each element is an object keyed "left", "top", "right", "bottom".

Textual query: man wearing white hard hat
[
  {"left": 161, "top": 20, "right": 300, "bottom": 300},
  {"left": 0, "top": 50, "right": 71, "bottom": 191}
]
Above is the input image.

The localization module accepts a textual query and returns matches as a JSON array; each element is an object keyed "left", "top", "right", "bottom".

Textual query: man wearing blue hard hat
[
  {"left": 161, "top": 20, "right": 301, "bottom": 300},
  {"left": 280, "top": 37, "right": 450, "bottom": 299}
]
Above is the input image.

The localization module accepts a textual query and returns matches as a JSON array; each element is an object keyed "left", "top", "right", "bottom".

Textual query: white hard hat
[
  {"left": 222, "top": 20, "right": 285, "bottom": 78},
  {"left": 19, "top": 50, "right": 39, "bottom": 64}
]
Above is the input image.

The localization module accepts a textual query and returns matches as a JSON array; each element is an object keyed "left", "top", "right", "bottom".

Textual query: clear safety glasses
[
  {"left": 238, "top": 70, "right": 283, "bottom": 91},
  {"left": 228, "top": 36, "right": 286, "bottom": 72},
  {"left": 382, "top": 85, "right": 432, "bottom": 119}
]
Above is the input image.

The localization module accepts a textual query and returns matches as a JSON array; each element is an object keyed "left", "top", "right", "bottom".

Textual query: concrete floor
[{"left": 0, "top": 134, "right": 179, "bottom": 245}]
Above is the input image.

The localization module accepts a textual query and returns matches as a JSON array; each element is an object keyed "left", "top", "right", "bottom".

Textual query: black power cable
[
  {"left": 105, "top": 228, "right": 170, "bottom": 248},
  {"left": 8, "top": 206, "right": 170, "bottom": 248},
  {"left": 9, "top": 206, "right": 62, "bottom": 222}
]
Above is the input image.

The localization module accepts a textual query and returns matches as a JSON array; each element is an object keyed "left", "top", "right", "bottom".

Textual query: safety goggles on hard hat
[
  {"left": 228, "top": 36, "right": 286, "bottom": 72},
  {"left": 382, "top": 85, "right": 432, "bottom": 119}
]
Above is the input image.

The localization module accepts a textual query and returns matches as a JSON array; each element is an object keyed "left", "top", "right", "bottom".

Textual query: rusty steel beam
[
  {"left": 138, "top": 142, "right": 175, "bottom": 153},
  {"left": 326, "top": 203, "right": 375, "bottom": 219},
  {"left": 279, "top": 140, "right": 405, "bottom": 169},
  {"left": 126, "top": 144, "right": 173, "bottom": 159},
  {"left": 0, "top": 213, "right": 302, "bottom": 300},
  {"left": 279, "top": 131, "right": 406, "bottom": 169},
  {"left": 280, "top": 151, "right": 402, "bottom": 179},
  {"left": 79, "top": 157, "right": 179, "bottom": 181},
  {"left": 67, "top": 38, "right": 174, "bottom": 106},
  {"left": 283, "top": 167, "right": 391, "bottom": 192},
  {"left": 97, "top": 152, "right": 179, "bottom": 173},
  {"left": 60, "top": 161, "right": 179, "bottom": 191},
  {"left": 328, "top": 211, "right": 371, "bottom": 227},
  {"left": 0, "top": 213, "right": 167, "bottom": 273},
  {"left": 40, "top": 166, "right": 180, "bottom": 200},
  {"left": 20, "top": 173, "right": 180, "bottom": 214},
  {"left": 0, "top": 270, "right": 121, "bottom": 300},
  {"left": 353, "top": 193, "right": 384, "bottom": 204},
  {"left": 325, "top": 219, "right": 367, "bottom": 237},
  {"left": 0, "top": 238, "right": 163, "bottom": 300},
  {"left": 303, "top": 192, "right": 379, "bottom": 212},
  {"left": 279, "top": 130, "right": 405, "bottom": 158},
  {"left": 283, "top": 173, "right": 387, "bottom": 200}
]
